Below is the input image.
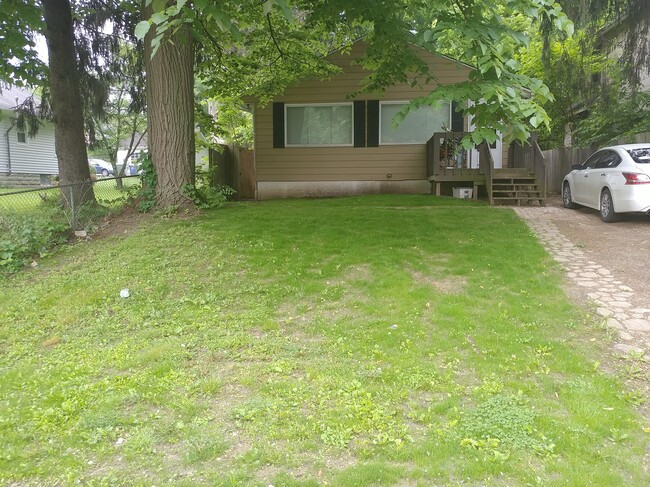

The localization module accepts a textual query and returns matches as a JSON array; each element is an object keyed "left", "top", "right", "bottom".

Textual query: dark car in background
[{"left": 89, "top": 159, "right": 115, "bottom": 177}]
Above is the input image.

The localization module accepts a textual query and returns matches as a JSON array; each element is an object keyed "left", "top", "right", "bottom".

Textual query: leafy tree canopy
[
  {"left": 136, "top": 0, "right": 574, "bottom": 147},
  {"left": 0, "top": 0, "right": 45, "bottom": 86},
  {"left": 561, "top": 0, "right": 650, "bottom": 88},
  {"left": 517, "top": 1, "right": 650, "bottom": 148}
]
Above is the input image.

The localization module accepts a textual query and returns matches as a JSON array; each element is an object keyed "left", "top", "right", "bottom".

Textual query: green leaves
[
  {"left": 0, "top": 0, "right": 46, "bottom": 85},
  {"left": 134, "top": 20, "right": 150, "bottom": 40}
]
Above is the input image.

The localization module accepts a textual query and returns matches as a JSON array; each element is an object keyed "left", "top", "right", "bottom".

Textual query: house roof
[
  {"left": 0, "top": 85, "right": 38, "bottom": 111},
  {"left": 119, "top": 133, "right": 147, "bottom": 149}
]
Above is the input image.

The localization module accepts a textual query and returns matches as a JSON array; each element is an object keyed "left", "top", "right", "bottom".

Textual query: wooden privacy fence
[
  {"left": 542, "top": 147, "right": 595, "bottom": 194},
  {"left": 209, "top": 143, "right": 255, "bottom": 199},
  {"left": 542, "top": 131, "right": 650, "bottom": 193}
]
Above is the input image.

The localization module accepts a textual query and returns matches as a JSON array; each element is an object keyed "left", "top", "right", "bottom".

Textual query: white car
[{"left": 562, "top": 144, "right": 650, "bottom": 222}]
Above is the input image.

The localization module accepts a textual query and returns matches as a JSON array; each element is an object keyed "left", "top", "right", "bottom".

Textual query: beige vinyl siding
[{"left": 255, "top": 43, "right": 472, "bottom": 183}]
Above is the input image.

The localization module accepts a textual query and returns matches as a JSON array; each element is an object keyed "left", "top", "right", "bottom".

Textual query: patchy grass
[{"left": 0, "top": 195, "right": 648, "bottom": 485}]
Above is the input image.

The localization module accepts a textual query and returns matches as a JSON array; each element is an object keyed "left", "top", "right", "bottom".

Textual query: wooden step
[
  {"left": 493, "top": 168, "right": 531, "bottom": 177},
  {"left": 492, "top": 184, "right": 539, "bottom": 189},
  {"left": 489, "top": 169, "right": 544, "bottom": 206},
  {"left": 493, "top": 180, "right": 537, "bottom": 184}
]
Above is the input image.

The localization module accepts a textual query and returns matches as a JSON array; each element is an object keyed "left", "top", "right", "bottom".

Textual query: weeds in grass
[
  {"left": 0, "top": 196, "right": 648, "bottom": 485},
  {"left": 0, "top": 201, "right": 69, "bottom": 271}
]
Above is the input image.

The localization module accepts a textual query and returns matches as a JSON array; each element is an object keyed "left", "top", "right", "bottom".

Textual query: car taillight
[{"left": 622, "top": 172, "right": 650, "bottom": 185}]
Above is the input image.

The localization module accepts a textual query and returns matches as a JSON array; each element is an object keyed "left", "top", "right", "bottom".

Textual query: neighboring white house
[
  {"left": 0, "top": 85, "right": 58, "bottom": 187},
  {"left": 116, "top": 133, "right": 147, "bottom": 172},
  {"left": 117, "top": 132, "right": 210, "bottom": 172}
]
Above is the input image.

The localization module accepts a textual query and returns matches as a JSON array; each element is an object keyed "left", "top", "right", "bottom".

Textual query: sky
[{"left": 35, "top": 34, "right": 48, "bottom": 63}]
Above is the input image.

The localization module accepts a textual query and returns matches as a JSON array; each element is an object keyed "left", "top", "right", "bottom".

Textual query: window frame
[
  {"left": 16, "top": 131, "right": 27, "bottom": 144},
  {"left": 378, "top": 100, "right": 452, "bottom": 146},
  {"left": 284, "top": 102, "right": 354, "bottom": 148}
]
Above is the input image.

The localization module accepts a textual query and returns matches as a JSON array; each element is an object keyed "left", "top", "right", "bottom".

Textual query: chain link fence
[
  {"left": 0, "top": 175, "right": 141, "bottom": 229},
  {"left": 0, "top": 175, "right": 141, "bottom": 271}
]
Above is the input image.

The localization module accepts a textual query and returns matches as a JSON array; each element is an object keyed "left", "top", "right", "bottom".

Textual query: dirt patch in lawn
[
  {"left": 410, "top": 269, "right": 467, "bottom": 295},
  {"left": 92, "top": 206, "right": 154, "bottom": 240},
  {"left": 277, "top": 264, "right": 372, "bottom": 326}
]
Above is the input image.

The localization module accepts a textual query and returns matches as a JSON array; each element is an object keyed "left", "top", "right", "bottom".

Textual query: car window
[
  {"left": 627, "top": 147, "right": 650, "bottom": 164},
  {"left": 581, "top": 151, "right": 605, "bottom": 169},
  {"left": 595, "top": 150, "right": 621, "bottom": 169}
]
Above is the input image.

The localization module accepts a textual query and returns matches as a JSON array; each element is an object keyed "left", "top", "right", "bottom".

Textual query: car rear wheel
[
  {"left": 600, "top": 189, "right": 619, "bottom": 222},
  {"left": 562, "top": 182, "right": 577, "bottom": 209},
  {"left": 101, "top": 168, "right": 109, "bottom": 177}
]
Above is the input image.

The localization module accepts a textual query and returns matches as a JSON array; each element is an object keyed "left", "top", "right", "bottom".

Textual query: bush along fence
[{"left": 0, "top": 176, "right": 140, "bottom": 272}]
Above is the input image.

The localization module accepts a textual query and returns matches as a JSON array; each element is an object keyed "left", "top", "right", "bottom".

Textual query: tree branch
[{"left": 266, "top": 13, "right": 285, "bottom": 59}]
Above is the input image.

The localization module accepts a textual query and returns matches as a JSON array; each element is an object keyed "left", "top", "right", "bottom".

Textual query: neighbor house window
[
  {"left": 285, "top": 103, "right": 353, "bottom": 146},
  {"left": 380, "top": 101, "right": 451, "bottom": 144},
  {"left": 16, "top": 131, "right": 26, "bottom": 143}
]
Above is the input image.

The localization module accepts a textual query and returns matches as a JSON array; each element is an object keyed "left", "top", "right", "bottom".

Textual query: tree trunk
[
  {"left": 42, "top": 0, "right": 95, "bottom": 207},
  {"left": 143, "top": 3, "right": 195, "bottom": 208}
]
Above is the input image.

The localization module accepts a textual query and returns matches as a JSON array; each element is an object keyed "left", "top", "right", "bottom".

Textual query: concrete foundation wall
[
  {"left": 0, "top": 173, "right": 51, "bottom": 188},
  {"left": 257, "top": 180, "right": 431, "bottom": 200}
]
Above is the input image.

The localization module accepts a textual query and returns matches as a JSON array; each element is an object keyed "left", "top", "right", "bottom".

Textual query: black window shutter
[
  {"left": 353, "top": 100, "right": 366, "bottom": 147},
  {"left": 451, "top": 101, "right": 464, "bottom": 132},
  {"left": 367, "top": 100, "right": 379, "bottom": 147},
  {"left": 273, "top": 102, "right": 285, "bottom": 148}
]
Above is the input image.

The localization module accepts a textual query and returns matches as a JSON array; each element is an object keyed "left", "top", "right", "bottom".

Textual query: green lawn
[
  {"left": 0, "top": 195, "right": 647, "bottom": 486},
  {"left": 0, "top": 177, "right": 140, "bottom": 213}
]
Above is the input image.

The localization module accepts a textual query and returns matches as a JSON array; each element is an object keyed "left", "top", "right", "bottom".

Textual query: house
[
  {"left": 116, "top": 132, "right": 210, "bottom": 173},
  {"left": 248, "top": 41, "right": 545, "bottom": 204},
  {"left": 116, "top": 133, "right": 147, "bottom": 174},
  {"left": 597, "top": 16, "right": 650, "bottom": 92},
  {"left": 0, "top": 85, "right": 58, "bottom": 187}
]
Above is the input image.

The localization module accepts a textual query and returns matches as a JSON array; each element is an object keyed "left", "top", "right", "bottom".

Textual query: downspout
[{"left": 5, "top": 125, "right": 13, "bottom": 175}]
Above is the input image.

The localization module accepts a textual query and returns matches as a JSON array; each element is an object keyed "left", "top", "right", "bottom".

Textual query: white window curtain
[
  {"left": 286, "top": 104, "right": 353, "bottom": 146},
  {"left": 380, "top": 102, "right": 450, "bottom": 144}
]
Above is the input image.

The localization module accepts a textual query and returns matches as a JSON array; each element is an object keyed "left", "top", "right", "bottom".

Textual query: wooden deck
[{"left": 426, "top": 132, "right": 546, "bottom": 205}]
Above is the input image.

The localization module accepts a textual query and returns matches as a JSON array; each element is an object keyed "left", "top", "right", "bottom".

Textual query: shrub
[
  {"left": 182, "top": 166, "right": 236, "bottom": 210},
  {"left": 0, "top": 204, "right": 70, "bottom": 273}
]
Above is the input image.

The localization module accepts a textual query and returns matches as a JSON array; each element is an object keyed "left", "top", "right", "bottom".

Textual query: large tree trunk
[
  {"left": 42, "top": 0, "right": 95, "bottom": 207},
  {"left": 143, "top": 4, "right": 195, "bottom": 208}
]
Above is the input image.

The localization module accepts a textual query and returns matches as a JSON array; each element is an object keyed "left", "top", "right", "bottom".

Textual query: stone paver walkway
[{"left": 514, "top": 207, "right": 650, "bottom": 354}]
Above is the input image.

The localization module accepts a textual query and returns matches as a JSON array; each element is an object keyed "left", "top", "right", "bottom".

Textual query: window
[
  {"left": 16, "top": 131, "right": 26, "bottom": 144},
  {"left": 594, "top": 150, "right": 621, "bottom": 169},
  {"left": 627, "top": 147, "right": 650, "bottom": 164},
  {"left": 285, "top": 103, "right": 353, "bottom": 146},
  {"left": 581, "top": 151, "right": 605, "bottom": 169},
  {"left": 380, "top": 102, "right": 451, "bottom": 144}
]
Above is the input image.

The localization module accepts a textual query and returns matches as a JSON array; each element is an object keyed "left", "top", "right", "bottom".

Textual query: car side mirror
[{"left": 571, "top": 163, "right": 583, "bottom": 171}]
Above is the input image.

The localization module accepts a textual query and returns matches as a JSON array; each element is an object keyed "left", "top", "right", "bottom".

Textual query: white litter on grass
[
  {"left": 119, "top": 288, "right": 130, "bottom": 298},
  {"left": 74, "top": 230, "right": 87, "bottom": 238},
  {"left": 389, "top": 324, "right": 398, "bottom": 330}
]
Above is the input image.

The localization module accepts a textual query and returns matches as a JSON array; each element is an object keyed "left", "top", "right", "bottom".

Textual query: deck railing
[
  {"left": 427, "top": 131, "right": 546, "bottom": 203},
  {"left": 427, "top": 132, "right": 472, "bottom": 178}
]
